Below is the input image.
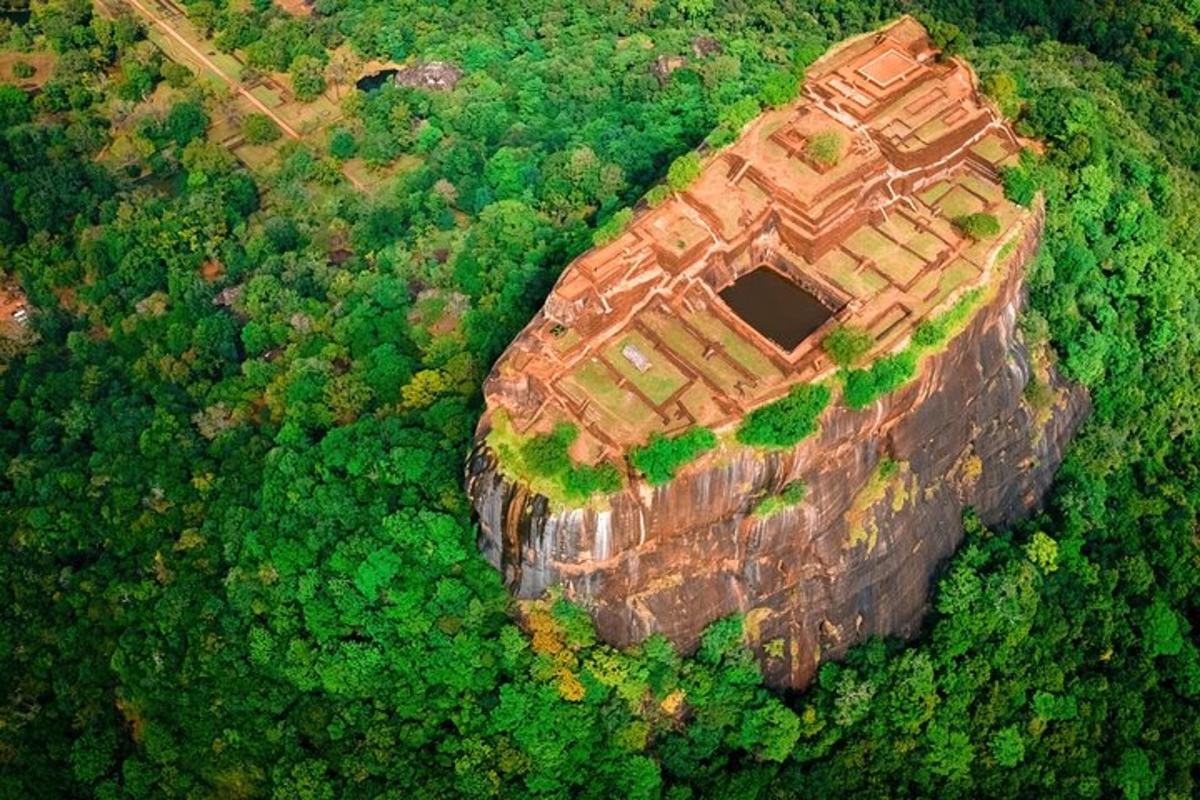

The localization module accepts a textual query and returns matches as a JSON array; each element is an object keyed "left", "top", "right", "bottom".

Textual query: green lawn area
[
  {"left": 686, "top": 310, "right": 781, "bottom": 379},
  {"left": 845, "top": 225, "right": 898, "bottom": 263},
  {"left": 918, "top": 180, "right": 952, "bottom": 205},
  {"left": 874, "top": 246, "right": 927, "bottom": 286},
  {"left": 913, "top": 114, "right": 952, "bottom": 144},
  {"left": 250, "top": 84, "right": 284, "bottom": 108},
  {"left": 906, "top": 231, "right": 948, "bottom": 262},
  {"left": 934, "top": 259, "right": 982, "bottom": 305},
  {"left": 643, "top": 312, "right": 746, "bottom": 395},
  {"left": 604, "top": 331, "right": 689, "bottom": 406},
  {"left": 970, "top": 134, "right": 1010, "bottom": 164},
  {"left": 566, "top": 358, "right": 654, "bottom": 436},
  {"left": 934, "top": 185, "right": 986, "bottom": 218},
  {"left": 818, "top": 248, "right": 889, "bottom": 297}
]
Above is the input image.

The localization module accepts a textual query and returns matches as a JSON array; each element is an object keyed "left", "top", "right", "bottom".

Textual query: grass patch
[
  {"left": 842, "top": 351, "right": 918, "bottom": 410},
  {"left": 736, "top": 383, "right": 831, "bottom": 449},
  {"left": 487, "top": 412, "right": 622, "bottom": 505},
  {"left": 753, "top": 480, "right": 807, "bottom": 517},
  {"left": 629, "top": 427, "right": 717, "bottom": 485},
  {"left": 805, "top": 131, "right": 843, "bottom": 168}
]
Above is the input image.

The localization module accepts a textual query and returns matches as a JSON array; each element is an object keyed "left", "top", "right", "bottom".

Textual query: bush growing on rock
[
  {"left": 521, "top": 423, "right": 621, "bottom": 500},
  {"left": 822, "top": 325, "right": 873, "bottom": 366},
  {"left": 954, "top": 211, "right": 1001, "bottom": 240},
  {"left": 667, "top": 152, "right": 703, "bottom": 191},
  {"left": 737, "top": 383, "right": 831, "bottom": 448},
  {"left": 842, "top": 350, "right": 918, "bottom": 409},
  {"left": 630, "top": 427, "right": 717, "bottom": 485},
  {"left": 805, "top": 131, "right": 843, "bottom": 167}
]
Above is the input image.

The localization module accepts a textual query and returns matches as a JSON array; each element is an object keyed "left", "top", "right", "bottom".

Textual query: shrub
[
  {"left": 561, "top": 462, "right": 622, "bottom": 499},
  {"left": 736, "top": 383, "right": 831, "bottom": 448},
  {"left": 759, "top": 69, "right": 799, "bottom": 108},
  {"left": 719, "top": 96, "right": 761, "bottom": 132},
  {"left": 666, "top": 152, "right": 702, "bottom": 192},
  {"left": 12, "top": 60, "right": 35, "bottom": 80},
  {"left": 520, "top": 423, "right": 622, "bottom": 501},
  {"left": 521, "top": 423, "right": 577, "bottom": 478},
  {"left": 162, "top": 62, "right": 191, "bottom": 89},
  {"left": 954, "top": 212, "right": 1001, "bottom": 240},
  {"left": 630, "top": 427, "right": 717, "bottom": 485},
  {"left": 592, "top": 207, "right": 634, "bottom": 246},
  {"left": 706, "top": 125, "right": 736, "bottom": 149},
  {"left": 243, "top": 113, "right": 281, "bottom": 145},
  {"left": 1002, "top": 152, "right": 1039, "bottom": 206},
  {"left": 822, "top": 326, "right": 873, "bottom": 366},
  {"left": 328, "top": 128, "right": 357, "bottom": 160},
  {"left": 645, "top": 184, "right": 671, "bottom": 207},
  {"left": 842, "top": 351, "right": 918, "bottom": 409},
  {"left": 913, "top": 289, "right": 981, "bottom": 349},
  {"left": 794, "top": 38, "right": 827, "bottom": 70},
  {"left": 805, "top": 131, "right": 842, "bottom": 167},
  {"left": 753, "top": 480, "right": 807, "bottom": 516}
]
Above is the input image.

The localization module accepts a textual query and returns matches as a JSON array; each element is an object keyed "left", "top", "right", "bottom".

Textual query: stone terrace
[{"left": 481, "top": 16, "right": 1031, "bottom": 463}]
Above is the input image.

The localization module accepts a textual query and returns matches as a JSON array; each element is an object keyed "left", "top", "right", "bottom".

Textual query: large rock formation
[{"left": 466, "top": 17, "right": 1088, "bottom": 687}]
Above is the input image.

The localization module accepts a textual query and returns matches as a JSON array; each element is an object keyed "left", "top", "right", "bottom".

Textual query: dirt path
[
  {"left": 118, "top": 0, "right": 301, "bottom": 139},
  {"left": 114, "top": 0, "right": 369, "bottom": 191}
]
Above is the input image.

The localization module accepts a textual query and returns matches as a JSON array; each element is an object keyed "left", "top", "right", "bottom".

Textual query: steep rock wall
[{"left": 467, "top": 206, "right": 1088, "bottom": 687}]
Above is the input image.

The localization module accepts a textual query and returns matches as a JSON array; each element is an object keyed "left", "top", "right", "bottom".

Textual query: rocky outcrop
[
  {"left": 394, "top": 61, "right": 463, "bottom": 92},
  {"left": 467, "top": 204, "right": 1088, "bottom": 688}
]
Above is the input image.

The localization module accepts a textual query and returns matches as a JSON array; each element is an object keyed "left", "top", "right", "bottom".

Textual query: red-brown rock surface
[{"left": 466, "top": 18, "right": 1088, "bottom": 687}]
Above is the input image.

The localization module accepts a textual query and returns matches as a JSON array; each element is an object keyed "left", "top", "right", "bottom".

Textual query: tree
[
  {"left": 164, "top": 100, "right": 208, "bottom": 146},
  {"left": 243, "top": 113, "right": 281, "bottom": 145},
  {"left": 736, "top": 384, "right": 831, "bottom": 448},
  {"left": 759, "top": 69, "right": 800, "bottom": 108},
  {"left": 630, "top": 427, "right": 717, "bottom": 485},
  {"left": 822, "top": 326, "right": 873, "bottom": 366},
  {"left": 953, "top": 212, "right": 1001, "bottom": 240},
  {"left": 328, "top": 128, "right": 357, "bottom": 160},
  {"left": 666, "top": 152, "right": 702, "bottom": 191},
  {"left": 290, "top": 55, "right": 326, "bottom": 102}
]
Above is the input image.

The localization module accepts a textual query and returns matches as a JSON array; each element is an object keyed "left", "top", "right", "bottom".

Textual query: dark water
[
  {"left": 355, "top": 69, "right": 397, "bottom": 92},
  {"left": 1, "top": 8, "right": 31, "bottom": 24},
  {"left": 719, "top": 267, "right": 832, "bottom": 351}
]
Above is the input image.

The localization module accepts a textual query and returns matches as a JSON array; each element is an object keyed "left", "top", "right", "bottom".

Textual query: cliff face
[{"left": 467, "top": 204, "right": 1088, "bottom": 688}]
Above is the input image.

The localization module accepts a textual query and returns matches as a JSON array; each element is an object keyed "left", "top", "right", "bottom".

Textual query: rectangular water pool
[{"left": 718, "top": 267, "right": 833, "bottom": 351}]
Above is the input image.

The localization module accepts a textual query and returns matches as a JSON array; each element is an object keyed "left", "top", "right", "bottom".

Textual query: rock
[
  {"left": 465, "top": 16, "right": 1090, "bottom": 688},
  {"left": 650, "top": 55, "right": 688, "bottom": 84},
  {"left": 394, "top": 61, "right": 464, "bottom": 92},
  {"left": 692, "top": 36, "right": 722, "bottom": 58},
  {"left": 467, "top": 202, "right": 1088, "bottom": 687}
]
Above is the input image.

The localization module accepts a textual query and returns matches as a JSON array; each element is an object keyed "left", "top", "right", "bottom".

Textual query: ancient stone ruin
[{"left": 466, "top": 17, "right": 1087, "bottom": 687}]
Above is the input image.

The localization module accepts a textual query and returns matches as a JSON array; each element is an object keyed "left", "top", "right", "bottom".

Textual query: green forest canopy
[{"left": 1, "top": 0, "right": 1199, "bottom": 798}]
